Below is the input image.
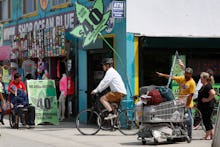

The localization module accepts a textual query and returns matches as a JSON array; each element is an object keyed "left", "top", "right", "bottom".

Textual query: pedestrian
[
  {"left": 91, "top": 58, "right": 127, "bottom": 120},
  {"left": 2, "top": 61, "right": 11, "bottom": 95},
  {"left": 0, "top": 74, "right": 6, "bottom": 125},
  {"left": 59, "top": 73, "right": 67, "bottom": 121},
  {"left": 197, "top": 72, "right": 215, "bottom": 140},
  {"left": 156, "top": 67, "right": 196, "bottom": 139},
  {"left": 8, "top": 73, "right": 28, "bottom": 128},
  {"left": 193, "top": 69, "right": 215, "bottom": 99}
]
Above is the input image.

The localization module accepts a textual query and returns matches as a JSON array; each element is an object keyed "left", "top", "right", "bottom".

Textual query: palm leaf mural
[{"left": 70, "top": 0, "right": 110, "bottom": 47}]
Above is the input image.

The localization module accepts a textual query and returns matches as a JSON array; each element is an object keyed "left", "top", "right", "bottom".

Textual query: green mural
[{"left": 70, "top": 0, "right": 110, "bottom": 47}]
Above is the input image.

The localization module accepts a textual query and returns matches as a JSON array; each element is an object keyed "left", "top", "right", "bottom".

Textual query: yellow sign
[{"left": 40, "top": 0, "right": 48, "bottom": 11}]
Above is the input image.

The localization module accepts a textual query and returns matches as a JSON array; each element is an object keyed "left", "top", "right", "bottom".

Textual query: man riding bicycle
[{"left": 91, "top": 58, "right": 127, "bottom": 120}]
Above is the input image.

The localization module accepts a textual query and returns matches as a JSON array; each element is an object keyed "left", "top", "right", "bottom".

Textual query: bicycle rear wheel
[
  {"left": 118, "top": 109, "right": 139, "bottom": 135},
  {"left": 75, "top": 109, "right": 101, "bottom": 135},
  {"left": 211, "top": 108, "right": 218, "bottom": 124}
]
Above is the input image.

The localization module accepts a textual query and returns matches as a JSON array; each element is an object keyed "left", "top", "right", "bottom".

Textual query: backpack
[
  {"left": 147, "top": 89, "right": 163, "bottom": 105},
  {"left": 156, "top": 86, "right": 175, "bottom": 101}
]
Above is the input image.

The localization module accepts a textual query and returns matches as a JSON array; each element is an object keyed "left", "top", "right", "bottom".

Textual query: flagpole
[
  {"left": 99, "top": 33, "right": 133, "bottom": 96},
  {"left": 167, "top": 51, "right": 179, "bottom": 88}
]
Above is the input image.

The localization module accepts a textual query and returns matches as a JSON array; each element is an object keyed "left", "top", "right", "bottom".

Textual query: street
[{"left": 0, "top": 120, "right": 212, "bottom": 147}]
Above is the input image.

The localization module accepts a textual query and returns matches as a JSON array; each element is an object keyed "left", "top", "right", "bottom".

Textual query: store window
[
  {"left": 0, "top": 0, "right": 11, "bottom": 21},
  {"left": 23, "top": 0, "right": 36, "bottom": 15},
  {"left": 52, "top": 0, "right": 69, "bottom": 6}
]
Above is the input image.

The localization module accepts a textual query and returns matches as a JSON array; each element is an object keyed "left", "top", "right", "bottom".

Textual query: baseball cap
[{"left": 101, "top": 58, "right": 113, "bottom": 65}]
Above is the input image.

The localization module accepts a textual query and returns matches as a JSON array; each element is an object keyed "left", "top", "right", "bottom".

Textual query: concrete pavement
[{"left": 0, "top": 120, "right": 212, "bottom": 147}]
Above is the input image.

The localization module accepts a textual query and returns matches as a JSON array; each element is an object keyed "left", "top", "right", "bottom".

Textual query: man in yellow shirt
[{"left": 156, "top": 67, "right": 196, "bottom": 140}]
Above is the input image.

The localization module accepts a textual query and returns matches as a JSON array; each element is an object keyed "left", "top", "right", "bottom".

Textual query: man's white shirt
[{"left": 94, "top": 67, "right": 127, "bottom": 95}]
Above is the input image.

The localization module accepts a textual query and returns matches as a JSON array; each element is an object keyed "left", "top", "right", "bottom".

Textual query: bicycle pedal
[
  {"left": 113, "top": 125, "right": 119, "bottom": 129},
  {"left": 110, "top": 128, "right": 117, "bottom": 132}
]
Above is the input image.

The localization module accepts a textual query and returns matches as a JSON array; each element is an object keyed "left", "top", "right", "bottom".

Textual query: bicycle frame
[{"left": 75, "top": 93, "right": 139, "bottom": 135}]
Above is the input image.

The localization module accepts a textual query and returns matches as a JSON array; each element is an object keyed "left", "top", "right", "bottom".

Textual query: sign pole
[{"left": 167, "top": 51, "right": 179, "bottom": 88}]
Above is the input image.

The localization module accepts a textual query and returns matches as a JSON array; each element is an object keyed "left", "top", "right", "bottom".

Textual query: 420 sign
[
  {"left": 27, "top": 80, "right": 59, "bottom": 125},
  {"left": 36, "top": 97, "right": 52, "bottom": 109},
  {"left": 70, "top": 0, "right": 110, "bottom": 47}
]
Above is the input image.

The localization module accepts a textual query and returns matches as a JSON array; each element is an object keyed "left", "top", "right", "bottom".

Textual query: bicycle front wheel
[
  {"left": 191, "top": 107, "right": 202, "bottom": 130},
  {"left": 75, "top": 109, "right": 101, "bottom": 135},
  {"left": 118, "top": 109, "right": 139, "bottom": 135}
]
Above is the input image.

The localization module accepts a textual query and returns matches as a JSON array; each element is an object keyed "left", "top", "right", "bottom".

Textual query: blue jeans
[{"left": 186, "top": 108, "right": 193, "bottom": 138}]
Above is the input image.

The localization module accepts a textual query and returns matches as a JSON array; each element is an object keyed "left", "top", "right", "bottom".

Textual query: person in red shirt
[
  {"left": 8, "top": 73, "right": 27, "bottom": 128},
  {"left": 8, "top": 73, "right": 26, "bottom": 95}
]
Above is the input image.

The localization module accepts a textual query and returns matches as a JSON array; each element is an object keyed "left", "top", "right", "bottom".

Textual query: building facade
[
  {"left": 0, "top": 0, "right": 135, "bottom": 118},
  {"left": 2, "top": 0, "right": 220, "bottom": 120},
  {"left": 127, "top": 0, "right": 220, "bottom": 97}
]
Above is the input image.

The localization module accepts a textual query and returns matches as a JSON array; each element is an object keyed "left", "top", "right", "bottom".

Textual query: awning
[{"left": 0, "top": 46, "right": 10, "bottom": 61}]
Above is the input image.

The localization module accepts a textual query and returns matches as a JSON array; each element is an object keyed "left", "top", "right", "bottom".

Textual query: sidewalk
[{"left": 0, "top": 117, "right": 212, "bottom": 147}]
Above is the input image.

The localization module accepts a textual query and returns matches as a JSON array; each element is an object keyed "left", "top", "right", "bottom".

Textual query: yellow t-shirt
[
  {"left": 173, "top": 76, "right": 196, "bottom": 108},
  {"left": 2, "top": 68, "right": 10, "bottom": 83},
  {"left": 0, "top": 82, "right": 3, "bottom": 93}
]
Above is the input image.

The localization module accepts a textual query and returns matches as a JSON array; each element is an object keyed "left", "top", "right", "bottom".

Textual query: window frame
[
  {"left": 0, "top": 0, "right": 11, "bottom": 22},
  {"left": 51, "top": 0, "right": 70, "bottom": 10},
  {"left": 22, "top": 0, "right": 38, "bottom": 18}
]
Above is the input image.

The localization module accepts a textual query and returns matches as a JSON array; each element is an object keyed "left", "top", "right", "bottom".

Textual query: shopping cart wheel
[
  {"left": 186, "top": 136, "right": 191, "bottom": 143},
  {"left": 167, "top": 138, "right": 175, "bottom": 143},
  {"left": 142, "top": 139, "right": 146, "bottom": 145},
  {"left": 154, "top": 138, "right": 159, "bottom": 144},
  {"left": 141, "top": 137, "right": 147, "bottom": 145}
]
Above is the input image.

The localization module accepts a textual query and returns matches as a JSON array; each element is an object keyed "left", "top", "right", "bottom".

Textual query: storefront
[
  {"left": 1, "top": 2, "right": 80, "bottom": 120},
  {"left": 1, "top": 0, "right": 131, "bottom": 120},
  {"left": 138, "top": 37, "right": 220, "bottom": 87},
  {"left": 126, "top": 0, "right": 220, "bottom": 97}
]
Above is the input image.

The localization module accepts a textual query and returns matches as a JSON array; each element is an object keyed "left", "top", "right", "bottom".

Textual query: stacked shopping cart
[{"left": 136, "top": 94, "right": 191, "bottom": 144}]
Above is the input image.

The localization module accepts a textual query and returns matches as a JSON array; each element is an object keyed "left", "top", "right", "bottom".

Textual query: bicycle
[
  {"left": 75, "top": 93, "right": 139, "bottom": 135},
  {"left": 191, "top": 105, "right": 204, "bottom": 130},
  {"left": 211, "top": 98, "right": 219, "bottom": 124},
  {"left": 192, "top": 98, "right": 219, "bottom": 131}
]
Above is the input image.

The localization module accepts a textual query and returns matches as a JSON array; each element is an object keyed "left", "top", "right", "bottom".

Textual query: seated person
[
  {"left": 9, "top": 85, "right": 28, "bottom": 107},
  {"left": 8, "top": 73, "right": 28, "bottom": 127}
]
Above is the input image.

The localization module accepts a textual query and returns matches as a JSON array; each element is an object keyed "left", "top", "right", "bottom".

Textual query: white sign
[
  {"left": 112, "top": 1, "right": 125, "bottom": 18},
  {"left": 4, "top": 12, "right": 76, "bottom": 41}
]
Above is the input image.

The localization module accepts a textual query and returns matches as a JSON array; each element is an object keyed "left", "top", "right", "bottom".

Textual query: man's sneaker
[{"left": 104, "top": 113, "right": 117, "bottom": 120}]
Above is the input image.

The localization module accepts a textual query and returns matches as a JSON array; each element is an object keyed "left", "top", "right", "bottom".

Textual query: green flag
[{"left": 70, "top": 0, "right": 110, "bottom": 47}]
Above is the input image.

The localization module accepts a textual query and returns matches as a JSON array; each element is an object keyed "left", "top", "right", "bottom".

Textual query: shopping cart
[{"left": 136, "top": 96, "right": 191, "bottom": 144}]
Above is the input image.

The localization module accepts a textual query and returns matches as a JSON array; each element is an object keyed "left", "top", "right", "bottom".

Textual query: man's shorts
[{"left": 104, "top": 92, "right": 125, "bottom": 103}]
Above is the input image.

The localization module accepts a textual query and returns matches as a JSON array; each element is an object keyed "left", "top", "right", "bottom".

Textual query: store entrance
[
  {"left": 87, "top": 49, "right": 113, "bottom": 108},
  {"left": 139, "top": 48, "right": 173, "bottom": 87}
]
